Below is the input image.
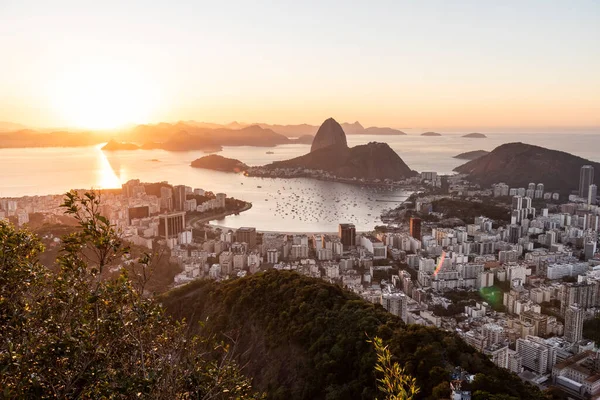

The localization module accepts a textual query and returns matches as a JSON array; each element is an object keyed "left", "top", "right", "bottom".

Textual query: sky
[{"left": 0, "top": 0, "right": 599, "bottom": 131}]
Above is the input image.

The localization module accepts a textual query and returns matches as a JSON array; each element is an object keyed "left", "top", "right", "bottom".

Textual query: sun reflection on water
[{"left": 95, "top": 145, "right": 122, "bottom": 189}]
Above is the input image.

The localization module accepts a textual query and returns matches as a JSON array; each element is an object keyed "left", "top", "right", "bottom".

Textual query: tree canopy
[{"left": 0, "top": 191, "right": 261, "bottom": 399}]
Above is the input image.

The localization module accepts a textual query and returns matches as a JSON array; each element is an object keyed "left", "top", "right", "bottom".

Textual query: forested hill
[{"left": 160, "top": 270, "right": 545, "bottom": 400}]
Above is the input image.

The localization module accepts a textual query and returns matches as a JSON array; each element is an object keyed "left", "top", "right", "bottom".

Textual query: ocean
[{"left": 1, "top": 132, "right": 598, "bottom": 232}]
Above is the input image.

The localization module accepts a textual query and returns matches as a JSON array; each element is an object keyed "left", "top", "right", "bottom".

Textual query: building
[
  {"left": 552, "top": 350, "right": 600, "bottom": 398},
  {"left": 482, "top": 323, "right": 506, "bottom": 346},
  {"left": 382, "top": 293, "right": 407, "bottom": 323},
  {"left": 508, "top": 225, "right": 521, "bottom": 244},
  {"left": 493, "top": 183, "right": 510, "bottom": 197},
  {"left": 215, "top": 193, "right": 226, "bottom": 209},
  {"left": 266, "top": 248, "right": 279, "bottom": 264},
  {"left": 520, "top": 311, "right": 548, "bottom": 337},
  {"left": 409, "top": 217, "right": 422, "bottom": 240},
  {"left": 338, "top": 223, "right": 356, "bottom": 249},
  {"left": 128, "top": 205, "right": 149, "bottom": 223},
  {"left": 360, "top": 235, "right": 387, "bottom": 259},
  {"left": 579, "top": 165, "right": 595, "bottom": 199},
  {"left": 516, "top": 337, "right": 550, "bottom": 374},
  {"left": 158, "top": 211, "right": 185, "bottom": 239},
  {"left": 484, "top": 343, "right": 509, "bottom": 369},
  {"left": 236, "top": 227, "right": 257, "bottom": 249},
  {"left": 589, "top": 184, "right": 598, "bottom": 205},
  {"left": 560, "top": 283, "right": 597, "bottom": 314},
  {"left": 219, "top": 251, "right": 233, "bottom": 275},
  {"left": 173, "top": 185, "right": 187, "bottom": 211},
  {"left": 512, "top": 195, "right": 523, "bottom": 210},
  {"left": 564, "top": 304, "right": 584, "bottom": 343},
  {"left": 160, "top": 186, "right": 173, "bottom": 211},
  {"left": 584, "top": 241, "right": 597, "bottom": 261}
]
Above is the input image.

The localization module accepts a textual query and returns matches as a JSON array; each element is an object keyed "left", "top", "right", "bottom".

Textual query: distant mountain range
[
  {"left": 256, "top": 121, "right": 407, "bottom": 137},
  {"left": 454, "top": 142, "right": 600, "bottom": 193},
  {"left": 0, "top": 119, "right": 406, "bottom": 150}
]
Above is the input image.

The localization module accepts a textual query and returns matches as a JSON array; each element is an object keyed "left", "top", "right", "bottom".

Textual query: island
[
  {"left": 363, "top": 126, "right": 407, "bottom": 135},
  {"left": 421, "top": 131, "right": 442, "bottom": 136},
  {"left": 453, "top": 150, "right": 490, "bottom": 160},
  {"left": 462, "top": 132, "right": 487, "bottom": 138},
  {"left": 190, "top": 154, "right": 249, "bottom": 173}
]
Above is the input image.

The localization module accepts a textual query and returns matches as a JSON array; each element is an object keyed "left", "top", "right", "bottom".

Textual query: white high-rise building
[
  {"left": 588, "top": 184, "right": 597, "bottom": 205},
  {"left": 564, "top": 304, "right": 584, "bottom": 343},
  {"left": 579, "top": 165, "right": 594, "bottom": 198},
  {"left": 516, "top": 337, "right": 549, "bottom": 374},
  {"left": 382, "top": 293, "right": 408, "bottom": 323}
]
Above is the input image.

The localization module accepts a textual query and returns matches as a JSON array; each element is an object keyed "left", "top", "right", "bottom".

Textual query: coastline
[
  {"left": 188, "top": 202, "right": 253, "bottom": 229},
  {"left": 245, "top": 171, "right": 420, "bottom": 189},
  {"left": 207, "top": 223, "right": 341, "bottom": 235}
]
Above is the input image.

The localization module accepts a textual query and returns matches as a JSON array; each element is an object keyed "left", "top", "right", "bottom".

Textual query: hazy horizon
[
  {"left": 1, "top": 119, "right": 598, "bottom": 135},
  {"left": 1, "top": 1, "right": 599, "bottom": 131}
]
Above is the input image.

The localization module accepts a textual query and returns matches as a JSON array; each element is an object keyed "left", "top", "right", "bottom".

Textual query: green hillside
[{"left": 161, "top": 271, "right": 546, "bottom": 400}]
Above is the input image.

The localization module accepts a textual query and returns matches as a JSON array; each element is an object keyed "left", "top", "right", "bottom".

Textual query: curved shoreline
[{"left": 188, "top": 202, "right": 253, "bottom": 229}]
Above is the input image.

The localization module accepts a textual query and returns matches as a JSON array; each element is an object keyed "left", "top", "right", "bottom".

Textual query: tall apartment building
[
  {"left": 338, "top": 223, "right": 356, "bottom": 249},
  {"left": 409, "top": 217, "right": 422, "bottom": 240},
  {"left": 516, "top": 337, "right": 549, "bottom": 374},
  {"left": 236, "top": 227, "right": 257, "bottom": 249},
  {"left": 160, "top": 186, "right": 173, "bottom": 211},
  {"left": 560, "top": 283, "right": 597, "bottom": 314},
  {"left": 579, "top": 165, "right": 594, "bottom": 198},
  {"left": 564, "top": 304, "right": 584, "bottom": 343},
  {"left": 382, "top": 293, "right": 408, "bottom": 323},
  {"left": 172, "top": 185, "right": 187, "bottom": 211},
  {"left": 589, "top": 184, "right": 598, "bottom": 205}
]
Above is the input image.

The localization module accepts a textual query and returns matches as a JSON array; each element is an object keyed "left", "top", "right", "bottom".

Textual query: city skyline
[{"left": 1, "top": 1, "right": 599, "bottom": 131}]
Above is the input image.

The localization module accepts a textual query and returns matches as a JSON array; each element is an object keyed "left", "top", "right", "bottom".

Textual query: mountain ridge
[{"left": 454, "top": 142, "right": 600, "bottom": 193}]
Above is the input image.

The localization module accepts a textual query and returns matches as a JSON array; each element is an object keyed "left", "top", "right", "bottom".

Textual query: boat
[
  {"left": 266, "top": 151, "right": 274, "bottom": 154},
  {"left": 257, "top": 186, "right": 262, "bottom": 188}
]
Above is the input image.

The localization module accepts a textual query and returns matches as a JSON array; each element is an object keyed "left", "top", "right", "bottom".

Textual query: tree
[
  {"left": 370, "top": 336, "right": 419, "bottom": 400},
  {"left": 0, "top": 190, "right": 262, "bottom": 399}
]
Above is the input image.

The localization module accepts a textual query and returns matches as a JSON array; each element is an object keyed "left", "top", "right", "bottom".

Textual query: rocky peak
[{"left": 310, "top": 118, "right": 348, "bottom": 153}]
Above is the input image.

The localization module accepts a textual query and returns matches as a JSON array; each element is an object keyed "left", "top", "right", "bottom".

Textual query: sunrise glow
[{"left": 49, "top": 63, "right": 160, "bottom": 130}]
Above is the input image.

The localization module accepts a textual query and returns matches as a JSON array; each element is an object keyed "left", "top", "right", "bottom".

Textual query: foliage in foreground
[
  {"left": 371, "top": 337, "right": 419, "bottom": 400},
  {"left": 0, "top": 191, "right": 261, "bottom": 399}
]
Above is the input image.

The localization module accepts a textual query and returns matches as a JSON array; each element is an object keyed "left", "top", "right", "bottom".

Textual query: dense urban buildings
[{"left": 2, "top": 165, "right": 600, "bottom": 399}]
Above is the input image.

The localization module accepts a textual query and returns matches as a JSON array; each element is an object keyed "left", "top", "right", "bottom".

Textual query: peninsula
[
  {"left": 454, "top": 142, "right": 600, "bottom": 193},
  {"left": 453, "top": 150, "right": 490, "bottom": 160},
  {"left": 249, "top": 118, "right": 416, "bottom": 182}
]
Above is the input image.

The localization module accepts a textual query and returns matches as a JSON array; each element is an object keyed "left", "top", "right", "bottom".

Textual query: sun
[{"left": 50, "top": 62, "right": 160, "bottom": 130}]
